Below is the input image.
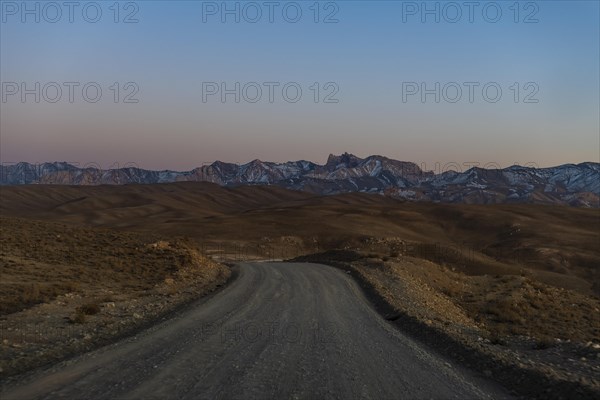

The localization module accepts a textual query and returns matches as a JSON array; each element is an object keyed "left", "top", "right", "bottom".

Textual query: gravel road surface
[{"left": 1, "top": 262, "right": 512, "bottom": 399}]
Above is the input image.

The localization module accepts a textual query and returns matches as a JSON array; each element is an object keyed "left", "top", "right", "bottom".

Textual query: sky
[{"left": 1, "top": 0, "right": 599, "bottom": 171}]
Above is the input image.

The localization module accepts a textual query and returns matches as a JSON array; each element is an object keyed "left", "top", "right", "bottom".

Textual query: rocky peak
[{"left": 325, "top": 152, "right": 363, "bottom": 170}]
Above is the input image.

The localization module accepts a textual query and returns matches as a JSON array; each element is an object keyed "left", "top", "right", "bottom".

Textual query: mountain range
[{"left": 1, "top": 153, "right": 599, "bottom": 207}]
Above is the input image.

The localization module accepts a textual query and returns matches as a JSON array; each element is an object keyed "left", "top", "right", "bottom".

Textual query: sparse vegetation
[
  {"left": 0, "top": 216, "right": 230, "bottom": 377},
  {"left": 0, "top": 217, "right": 226, "bottom": 317},
  {"left": 76, "top": 303, "right": 100, "bottom": 316}
]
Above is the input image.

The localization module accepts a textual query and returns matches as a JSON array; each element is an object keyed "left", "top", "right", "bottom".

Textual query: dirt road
[{"left": 1, "top": 262, "right": 511, "bottom": 399}]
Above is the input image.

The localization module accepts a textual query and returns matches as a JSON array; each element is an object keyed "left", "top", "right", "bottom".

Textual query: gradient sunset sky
[{"left": 1, "top": 0, "right": 599, "bottom": 171}]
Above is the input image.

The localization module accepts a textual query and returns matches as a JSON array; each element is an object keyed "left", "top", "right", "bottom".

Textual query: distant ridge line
[{"left": 2, "top": 154, "right": 599, "bottom": 207}]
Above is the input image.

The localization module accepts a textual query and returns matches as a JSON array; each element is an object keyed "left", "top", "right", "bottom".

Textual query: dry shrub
[
  {"left": 99, "top": 294, "right": 113, "bottom": 303},
  {"left": 441, "top": 286, "right": 461, "bottom": 298},
  {"left": 70, "top": 311, "right": 86, "bottom": 324},
  {"left": 21, "top": 283, "right": 41, "bottom": 303},
  {"left": 489, "top": 333, "right": 506, "bottom": 346},
  {"left": 485, "top": 299, "right": 522, "bottom": 323},
  {"left": 534, "top": 335, "right": 556, "bottom": 350},
  {"left": 76, "top": 303, "right": 100, "bottom": 315}
]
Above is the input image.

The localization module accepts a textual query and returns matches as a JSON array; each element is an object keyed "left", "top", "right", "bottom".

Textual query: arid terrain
[
  {"left": 1, "top": 182, "right": 599, "bottom": 398},
  {"left": 2, "top": 182, "right": 597, "bottom": 291},
  {"left": 0, "top": 216, "right": 230, "bottom": 377}
]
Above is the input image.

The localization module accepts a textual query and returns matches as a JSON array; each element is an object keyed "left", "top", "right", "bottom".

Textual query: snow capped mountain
[{"left": 1, "top": 155, "right": 598, "bottom": 207}]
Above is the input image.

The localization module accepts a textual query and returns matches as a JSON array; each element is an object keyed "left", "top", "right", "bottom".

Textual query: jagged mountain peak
[{"left": 325, "top": 152, "right": 363, "bottom": 169}]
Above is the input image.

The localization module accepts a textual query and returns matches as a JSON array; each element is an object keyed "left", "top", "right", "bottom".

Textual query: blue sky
[{"left": 1, "top": 0, "right": 599, "bottom": 171}]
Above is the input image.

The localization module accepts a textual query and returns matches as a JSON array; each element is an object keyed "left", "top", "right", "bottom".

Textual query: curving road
[{"left": 1, "top": 262, "right": 511, "bottom": 399}]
